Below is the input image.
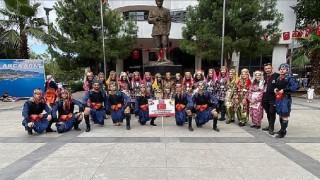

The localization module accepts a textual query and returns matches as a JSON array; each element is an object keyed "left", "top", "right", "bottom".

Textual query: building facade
[{"left": 109, "top": 0, "right": 298, "bottom": 75}]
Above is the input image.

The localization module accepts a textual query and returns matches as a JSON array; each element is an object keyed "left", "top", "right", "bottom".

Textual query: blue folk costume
[
  {"left": 192, "top": 91, "right": 219, "bottom": 128},
  {"left": 52, "top": 96, "right": 84, "bottom": 133},
  {"left": 275, "top": 63, "right": 298, "bottom": 138},
  {"left": 172, "top": 92, "right": 193, "bottom": 126},
  {"left": 82, "top": 88, "right": 108, "bottom": 128},
  {"left": 22, "top": 98, "right": 52, "bottom": 134},
  {"left": 105, "top": 90, "right": 131, "bottom": 125},
  {"left": 134, "top": 90, "right": 157, "bottom": 125}
]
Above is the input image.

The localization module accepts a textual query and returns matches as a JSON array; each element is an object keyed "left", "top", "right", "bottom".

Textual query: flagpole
[
  {"left": 220, "top": 0, "right": 226, "bottom": 68},
  {"left": 100, "top": 0, "right": 107, "bottom": 76}
]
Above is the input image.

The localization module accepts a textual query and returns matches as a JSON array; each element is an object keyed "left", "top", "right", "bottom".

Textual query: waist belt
[
  {"left": 29, "top": 114, "right": 42, "bottom": 122},
  {"left": 196, "top": 104, "right": 208, "bottom": 112},
  {"left": 175, "top": 104, "right": 186, "bottom": 111},
  {"left": 111, "top": 103, "right": 122, "bottom": 111},
  {"left": 91, "top": 102, "right": 102, "bottom": 109},
  {"left": 140, "top": 104, "right": 148, "bottom": 111},
  {"left": 60, "top": 113, "right": 73, "bottom": 121}
]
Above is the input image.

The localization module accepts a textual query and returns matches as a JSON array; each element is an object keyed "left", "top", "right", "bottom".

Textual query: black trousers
[{"left": 262, "top": 101, "right": 276, "bottom": 131}]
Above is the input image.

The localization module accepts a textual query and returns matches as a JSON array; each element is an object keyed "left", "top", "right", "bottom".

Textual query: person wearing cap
[
  {"left": 216, "top": 66, "right": 228, "bottom": 121},
  {"left": 134, "top": 83, "right": 157, "bottom": 126},
  {"left": 105, "top": 82, "right": 132, "bottom": 130},
  {"left": 52, "top": 89, "right": 84, "bottom": 133},
  {"left": 22, "top": 88, "right": 53, "bottom": 135},
  {"left": 248, "top": 70, "right": 265, "bottom": 129},
  {"left": 172, "top": 83, "right": 194, "bottom": 131},
  {"left": 82, "top": 79, "right": 108, "bottom": 132},
  {"left": 225, "top": 69, "right": 237, "bottom": 124},
  {"left": 234, "top": 68, "right": 251, "bottom": 127},
  {"left": 192, "top": 81, "right": 220, "bottom": 132},
  {"left": 274, "top": 63, "right": 298, "bottom": 138},
  {"left": 261, "top": 63, "right": 280, "bottom": 135}
]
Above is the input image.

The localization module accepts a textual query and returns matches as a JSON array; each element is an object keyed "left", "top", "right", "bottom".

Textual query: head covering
[
  {"left": 143, "top": 72, "right": 154, "bottom": 84},
  {"left": 206, "top": 69, "right": 217, "bottom": 82},
  {"left": 46, "top": 75, "right": 54, "bottom": 82},
  {"left": 279, "top": 63, "right": 290, "bottom": 71},
  {"left": 92, "top": 79, "right": 101, "bottom": 85},
  {"left": 252, "top": 70, "right": 264, "bottom": 89},
  {"left": 194, "top": 69, "right": 205, "bottom": 82}
]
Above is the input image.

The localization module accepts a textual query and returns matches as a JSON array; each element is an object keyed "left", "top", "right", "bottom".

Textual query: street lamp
[
  {"left": 221, "top": 0, "right": 226, "bottom": 68},
  {"left": 44, "top": 7, "right": 54, "bottom": 76}
]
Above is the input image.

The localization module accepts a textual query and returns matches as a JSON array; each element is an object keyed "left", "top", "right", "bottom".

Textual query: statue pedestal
[{"left": 144, "top": 62, "right": 182, "bottom": 75}]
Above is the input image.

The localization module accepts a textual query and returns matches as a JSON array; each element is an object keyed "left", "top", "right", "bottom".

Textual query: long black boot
[
  {"left": 74, "top": 120, "right": 82, "bottom": 131},
  {"left": 150, "top": 117, "right": 157, "bottom": 126},
  {"left": 46, "top": 121, "right": 57, "bottom": 132},
  {"left": 125, "top": 113, "right": 131, "bottom": 130},
  {"left": 276, "top": 120, "right": 288, "bottom": 138},
  {"left": 187, "top": 115, "right": 194, "bottom": 131},
  {"left": 84, "top": 115, "right": 90, "bottom": 132},
  {"left": 213, "top": 117, "right": 220, "bottom": 132},
  {"left": 275, "top": 117, "right": 283, "bottom": 134}
]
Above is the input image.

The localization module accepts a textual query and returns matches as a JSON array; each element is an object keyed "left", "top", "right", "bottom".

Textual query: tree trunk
[
  {"left": 19, "top": 18, "right": 29, "bottom": 59},
  {"left": 310, "top": 52, "right": 320, "bottom": 94},
  {"left": 226, "top": 53, "right": 233, "bottom": 70}
]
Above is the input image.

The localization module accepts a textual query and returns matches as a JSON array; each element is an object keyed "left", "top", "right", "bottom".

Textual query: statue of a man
[{"left": 148, "top": 0, "right": 171, "bottom": 62}]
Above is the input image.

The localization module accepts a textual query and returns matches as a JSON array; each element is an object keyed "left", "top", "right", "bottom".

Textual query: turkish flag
[
  {"left": 292, "top": 31, "right": 298, "bottom": 38},
  {"left": 317, "top": 25, "right": 320, "bottom": 36},
  {"left": 263, "top": 35, "right": 269, "bottom": 41},
  {"left": 101, "top": 0, "right": 106, "bottom": 4},
  {"left": 282, "top": 32, "right": 290, "bottom": 40},
  {"left": 157, "top": 104, "right": 166, "bottom": 110},
  {"left": 305, "top": 26, "right": 314, "bottom": 37},
  {"left": 297, "top": 30, "right": 303, "bottom": 37}
]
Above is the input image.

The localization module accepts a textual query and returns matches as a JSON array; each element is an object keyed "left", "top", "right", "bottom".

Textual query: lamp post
[
  {"left": 290, "top": 5, "right": 298, "bottom": 76},
  {"left": 44, "top": 7, "right": 53, "bottom": 76},
  {"left": 221, "top": 0, "right": 226, "bottom": 68}
]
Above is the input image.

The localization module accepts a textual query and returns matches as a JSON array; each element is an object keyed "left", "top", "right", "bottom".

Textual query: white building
[{"left": 109, "top": 0, "right": 298, "bottom": 74}]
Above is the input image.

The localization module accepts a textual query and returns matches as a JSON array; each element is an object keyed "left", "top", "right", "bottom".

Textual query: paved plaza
[{"left": 0, "top": 92, "right": 319, "bottom": 180}]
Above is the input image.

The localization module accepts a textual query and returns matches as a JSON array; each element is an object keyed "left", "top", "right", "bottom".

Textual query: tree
[
  {"left": 49, "top": 0, "right": 138, "bottom": 74},
  {"left": 180, "top": 0, "right": 282, "bottom": 69},
  {"left": 295, "top": 0, "right": 320, "bottom": 93},
  {"left": 0, "top": 0, "right": 46, "bottom": 59}
]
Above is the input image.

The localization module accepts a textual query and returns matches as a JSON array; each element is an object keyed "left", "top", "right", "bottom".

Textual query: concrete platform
[{"left": 0, "top": 93, "right": 319, "bottom": 180}]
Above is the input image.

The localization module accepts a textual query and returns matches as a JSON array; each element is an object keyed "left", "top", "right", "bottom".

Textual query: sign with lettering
[
  {"left": 148, "top": 99, "right": 175, "bottom": 117},
  {"left": 0, "top": 59, "right": 45, "bottom": 97}
]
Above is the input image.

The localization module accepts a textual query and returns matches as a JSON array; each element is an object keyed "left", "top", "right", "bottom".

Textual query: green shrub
[{"left": 69, "top": 81, "right": 83, "bottom": 93}]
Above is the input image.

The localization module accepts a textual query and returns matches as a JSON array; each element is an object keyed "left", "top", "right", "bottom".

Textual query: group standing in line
[{"left": 21, "top": 63, "right": 299, "bottom": 138}]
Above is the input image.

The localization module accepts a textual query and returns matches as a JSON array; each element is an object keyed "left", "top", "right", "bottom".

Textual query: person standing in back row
[{"left": 261, "top": 63, "right": 279, "bottom": 135}]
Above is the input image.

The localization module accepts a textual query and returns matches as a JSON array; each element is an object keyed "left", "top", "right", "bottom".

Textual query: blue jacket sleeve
[
  {"left": 285, "top": 76, "right": 298, "bottom": 92},
  {"left": 73, "top": 99, "right": 84, "bottom": 112},
  {"left": 104, "top": 95, "right": 110, "bottom": 111},
  {"left": 192, "top": 93, "right": 196, "bottom": 105},
  {"left": 22, "top": 101, "right": 30, "bottom": 119},
  {"left": 121, "top": 92, "right": 131, "bottom": 104},
  {"left": 82, "top": 91, "right": 90, "bottom": 106},
  {"left": 52, "top": 101, "right": 59, "bottom": 119},
  {"left": 185, "top": 94, "right": 194, "bottom": 108},
  {"left": 209, "top": 93, "right": 219, "bottom": 106},
  {"left": 134, "top": 96, "right": 139, "bottom": 112}
]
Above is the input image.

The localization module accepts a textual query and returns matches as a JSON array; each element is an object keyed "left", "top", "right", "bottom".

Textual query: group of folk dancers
[{"left": 22, "top": 63, "right": 298, "bottom": 138}]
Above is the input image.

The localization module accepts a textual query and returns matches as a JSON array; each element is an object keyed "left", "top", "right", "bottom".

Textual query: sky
[{"left": 28, "top": 0, "right": 57, "bottom": 54}]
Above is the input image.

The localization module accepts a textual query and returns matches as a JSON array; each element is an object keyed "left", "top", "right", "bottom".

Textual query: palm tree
[
  {"left": 295, "top": 31, "right": 320, "bottom": 93},
  {"left": 0, "top": 0, "right": 46, "bottom": 59}
]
